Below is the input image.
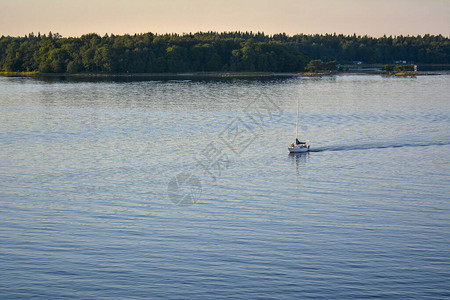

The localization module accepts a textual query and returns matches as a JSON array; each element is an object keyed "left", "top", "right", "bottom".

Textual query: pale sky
[{"left": 0, "top": 0, "right": 449, "bottom": 37}]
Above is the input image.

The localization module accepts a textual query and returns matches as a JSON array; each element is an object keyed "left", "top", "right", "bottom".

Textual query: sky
[{"left": 0, "top": 0, "right": 449, "bottom": 37}]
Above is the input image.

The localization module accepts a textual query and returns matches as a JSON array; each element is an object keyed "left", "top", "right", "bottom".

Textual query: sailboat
[{"left": 288, "top": 97, "right": 310, "bottom": 153}]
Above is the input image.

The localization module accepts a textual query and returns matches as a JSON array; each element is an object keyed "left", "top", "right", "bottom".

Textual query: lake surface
[{"left": 1, "top": 74, "right": 449, "bottom": 299}]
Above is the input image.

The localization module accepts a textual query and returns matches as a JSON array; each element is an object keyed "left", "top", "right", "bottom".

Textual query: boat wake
[{"left": 309, "top": 140, "right": 450, "bottom": 153}]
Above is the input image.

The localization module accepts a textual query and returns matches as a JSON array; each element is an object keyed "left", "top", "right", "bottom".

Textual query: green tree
[
  {"left": 166, "top": 45, "right": 188, "bottom": 72},
  {"left": 306, "top": 60, "right": 324, "bottom": 72},
  {"left": 66, "top": 60, "right": 82, "bottom": 73},
  {"left": 3, "top": 42, "right": 22, "bottom": 71}
]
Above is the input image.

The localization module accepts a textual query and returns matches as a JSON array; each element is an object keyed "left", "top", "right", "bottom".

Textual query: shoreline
[{"left": 0, "top": 71, "right": 441, "bottom": 79}]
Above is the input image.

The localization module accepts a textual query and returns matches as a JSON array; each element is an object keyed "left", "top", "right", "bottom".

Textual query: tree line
[{"left": 0, "top": 31, "right": 448, "bottom": 74}]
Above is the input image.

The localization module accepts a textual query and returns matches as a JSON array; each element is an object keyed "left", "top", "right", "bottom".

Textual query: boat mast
[{"left": 295, "top": 97, "right": 300, "bottom": 141}]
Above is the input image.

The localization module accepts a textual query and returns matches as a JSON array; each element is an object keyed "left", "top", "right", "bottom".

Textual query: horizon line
[{"left": 2, "top": 31, "right": 450, "bottom": 39}]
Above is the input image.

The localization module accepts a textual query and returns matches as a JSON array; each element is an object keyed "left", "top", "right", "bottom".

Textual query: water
[{"left": 1, "top": 75, "right": 449, "bottom": 299}]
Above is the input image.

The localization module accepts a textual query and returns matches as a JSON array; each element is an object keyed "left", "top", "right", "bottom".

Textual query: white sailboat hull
[{"left": 288, "top": 146, "right": 310, "bottom": 153}]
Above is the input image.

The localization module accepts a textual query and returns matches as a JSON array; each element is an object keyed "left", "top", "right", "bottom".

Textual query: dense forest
[{"left": 0, "top": 32, "right": 448, "bottom": 73}]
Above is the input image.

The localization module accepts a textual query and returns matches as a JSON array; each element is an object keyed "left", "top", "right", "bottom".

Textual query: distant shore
[{"left": 0, "top": 70, "right": 441, "bottom": 80}]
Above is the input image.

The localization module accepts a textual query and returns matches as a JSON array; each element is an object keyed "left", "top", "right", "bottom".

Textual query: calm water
[{"left": 1, "top": 75, "right": 449, "bottom": 299}]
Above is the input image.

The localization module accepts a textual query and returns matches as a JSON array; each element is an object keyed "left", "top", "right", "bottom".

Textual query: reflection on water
[{"left": 288, "top": 152, "right": 310, "bottom": 175}]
